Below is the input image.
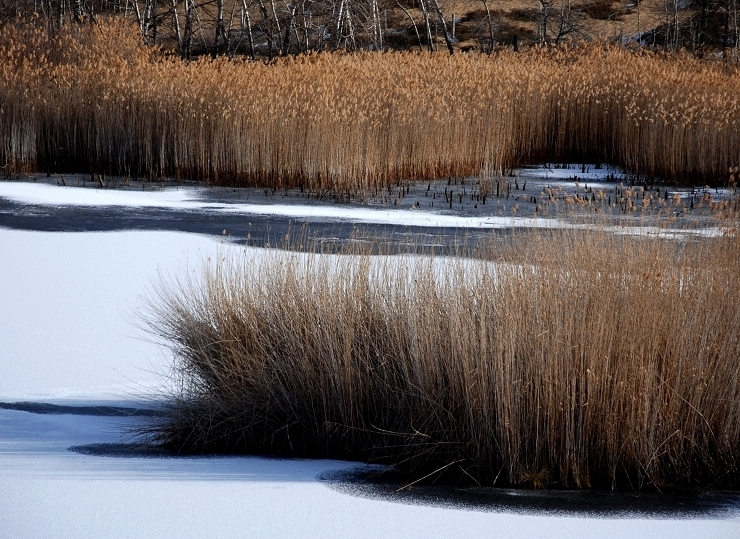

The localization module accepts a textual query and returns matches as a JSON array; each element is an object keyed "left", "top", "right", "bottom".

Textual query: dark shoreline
[{"left": 321, "top": 467, "right": 740, "bottom": 518}]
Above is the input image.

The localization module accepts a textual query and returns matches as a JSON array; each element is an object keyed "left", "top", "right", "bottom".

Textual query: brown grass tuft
[{"left": 148, "top": 227, "right": 740, "bottom": 490}]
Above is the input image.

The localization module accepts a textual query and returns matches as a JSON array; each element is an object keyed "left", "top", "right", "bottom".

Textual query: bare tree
[
  {"left": 214, "top": 0, "right": 228, "bottom": 55},
  {"left": 270, "top": 0, "right": 283, "bottom": 52},
  {"left": 298, "top": 0, "right": 311, "bottom": 52},
  {"left": 553, "top": 0, "right": 584, "bottom": 43},
  {"left": 254, "top": 0, "right": 277, "bottom": 58},
  {"left": 396, "top": 0, "right": 423, "bottom": 51},
  {"left": 418, "top": 0, "right": 434, "bottom": 51},
  {"left": 537, "top": 0, "right": 552, "bottom": 43},
  {"left": 143, "top": 0, "right": 153, "bottom": 43},
  {"left": 733, "top": 0, "right": 740, "bottom": 54},
  {"left": 429, "top": 0, "right": 454, "bottom": 54},
  {"left": 171, "top": 0, "right": 182, "bottom": 52},
  {"left": 281, "top": 1, "right": 297, "bottom": 54},
  {"left": 241, "top": 0, "right": 256, "bottom": 58},
  {"left": 73, "top": 0, "right": 83, "bottom": 21},
  {"left": 371, "top": 0, "right": 383, "bottom": 49},
  {"left": 481, "top": 0, "right": 495, "bottom": 52},
  {"left": 182, "top": 0, "right": 195, "bottom": 58},
  {"left": 334, "top": 0, "right": 357, "bottom": 49}
]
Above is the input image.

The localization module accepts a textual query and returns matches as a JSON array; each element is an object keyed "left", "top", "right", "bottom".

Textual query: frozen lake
[
  {"left": 1, "top": 177, "right": 739, "bottom": 537},
  {"left": 0, "top": 166, "right": 730, "bottom": 249}
]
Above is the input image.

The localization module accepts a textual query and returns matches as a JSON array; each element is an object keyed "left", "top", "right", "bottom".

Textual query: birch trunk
[{"left": 429, "top": 0, "right": 454, "bottom": 54}]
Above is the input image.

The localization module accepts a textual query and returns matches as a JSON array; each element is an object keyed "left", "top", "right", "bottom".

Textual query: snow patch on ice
[{"left": 0, "top": 181, "right": 726, "bottom": 238}]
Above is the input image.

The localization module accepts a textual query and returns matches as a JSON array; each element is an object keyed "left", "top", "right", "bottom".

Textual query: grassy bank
[
  {"left": 149, "top": 228, "right": 740, "bottom": 490},
  {"left": 1, "top": 20, "right": 738, "bottom": 189}
]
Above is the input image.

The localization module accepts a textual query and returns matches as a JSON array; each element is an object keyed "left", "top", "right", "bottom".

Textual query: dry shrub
[
  {"left": 149, "top": 227, "right": 740, "bottom": 490},
  {"left": 1, "top": 20, "right": 739, "bottom": 188}
]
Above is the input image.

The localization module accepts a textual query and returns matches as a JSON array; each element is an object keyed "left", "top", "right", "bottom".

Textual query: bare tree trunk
[
  {"left": 142, "top": 0, "right": 153, "bottom": 43},
  {"left": 334, "top": 0, "right": 357, "bottom": 50},
  {"left": 418, "top": 0, "right": 434, "bottom": 51},
  {"left": 301, "top": 0, "right": 310, "bottom": 51},
  {"left": 538, "top": 0, "right": 552, "bottom": 44},
  {"left": 45, "top": 0, "right": 54, "bottom": 31},
  {"left": 226, "top": 1, "right": 238, "bottom": 57},
  {"left": 429, "top": 0, "right": 454, "bottom": 54},
  {"left": 242, "top": 0, "right": 256, "bottom": 59},
  {"left": 734, "top": 0, "right": 739, "bottom": 55},
  {"left": 553, "top": 0, "right": 573, "bottom": 44},
  {"left": 292, "top": 18, "right": 301, "bottom": 52},
  {"left": 183, "top": 0, "right": 193, "bottom": 58},
  {"left": 673, "top": 0, "right": 679, "bottom": 49},
  {"left": 724, "top": 5, "right": 731, "bottom": 56},
  {"left": 151, "top": 0, "right": 158, "bottom": 44},
  {"left": 335, "top": 0, "right": 344, "bottom": 47},
  {"left": 256, "top": 0, "right": 275, "bottom": 59},
  {"left": 379, "top": 0, "right": 385, "bottom": 49},
  {"left": 664, "top": 0, "right": 670, "bottom": 48},
  {"left": 371, "top": 0, "right": 383, "bottom": 50},
  {"left": 133, "top": 0, "right": 144, "bottom": 35},
  {"left": 270, "top": 0, "right": 282, "bottom": 54},
  {"left": 58, "top": 0, "right": 65, "bottom": 29},
  {"left": 215, "top": 0, "right": 226, "bottom": 55},
  {"left": 83, "top": 0, "right": 98, "bottom": 22},
  {"left": 193, "top": 2, "right": 210, "bottom": 54},
  {"left": 282, "top": 3, "right": 296, "bottom": 54},
  {"left": 396, "top": 1, "right": 423, "bottom": 51},
  {"left": 345, "top": 4, "right": 356, "bottom": 49},
  {"left": 481, "top": 0, "right": 495, "bottom": 52},
  {"left": 171, "top": 0, "right": 182, "bottom": 52},
  {"left": 73, "top": 0, "right": 83, "bottom": 22}
]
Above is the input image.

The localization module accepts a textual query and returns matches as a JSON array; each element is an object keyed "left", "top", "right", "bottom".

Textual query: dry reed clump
[
  {"left": 149, "top": 228, "right": 740, "bottom": 490},
  {"left": 1, "top": 20, "right": 739, "bottom": 188}
]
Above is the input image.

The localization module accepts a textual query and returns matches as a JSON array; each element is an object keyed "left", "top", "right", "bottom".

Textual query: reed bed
[
  {"left": 149, "top": 228, "right": 740, "bottom": 490},
  {"left": 1, "top": 20, "right": 738, "bottom": 188}
]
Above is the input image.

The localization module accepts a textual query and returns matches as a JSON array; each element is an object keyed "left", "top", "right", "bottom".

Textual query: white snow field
[{"left": 1, "top": 186, "right": 739, "bottom": 537}]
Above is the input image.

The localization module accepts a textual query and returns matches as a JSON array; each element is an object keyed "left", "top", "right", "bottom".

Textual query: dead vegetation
[
  {"left": 2, "top": 20, "right": 738, "bottom": 190},
  {"left": 148, "top": 227, "right": 740, "bottom": 490},
  {"left": 10, "top": 0, "right": 737, "bottom": 56}
]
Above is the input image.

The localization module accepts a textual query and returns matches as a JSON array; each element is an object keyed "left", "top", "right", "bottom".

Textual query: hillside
[{"left": 2, "top": 0, "right": 737, "bottom": 57}]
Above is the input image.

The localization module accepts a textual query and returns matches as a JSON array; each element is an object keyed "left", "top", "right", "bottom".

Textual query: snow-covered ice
[
  {"left": 1, "top": 196, "right": 738, "bottom": 537},
  {"left": 3, "top": 406, "right": 739, "bottom": 538},
  {"left": 0, "top": 180, "right": 727, "bottom": 237},
  {"left": 1, "top": 180, "right": 570, "bottom": 228},
  {"left": 0, "top": 229, "right": 242, "bottom": 401}
]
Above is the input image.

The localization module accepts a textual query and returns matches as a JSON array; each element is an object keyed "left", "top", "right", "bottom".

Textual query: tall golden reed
[
  {"left": 0, "top": 19, "right": 738, "bottom": 188},
  {"left": 149, "top": 228, "right": 740, "bottom": 489}
]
